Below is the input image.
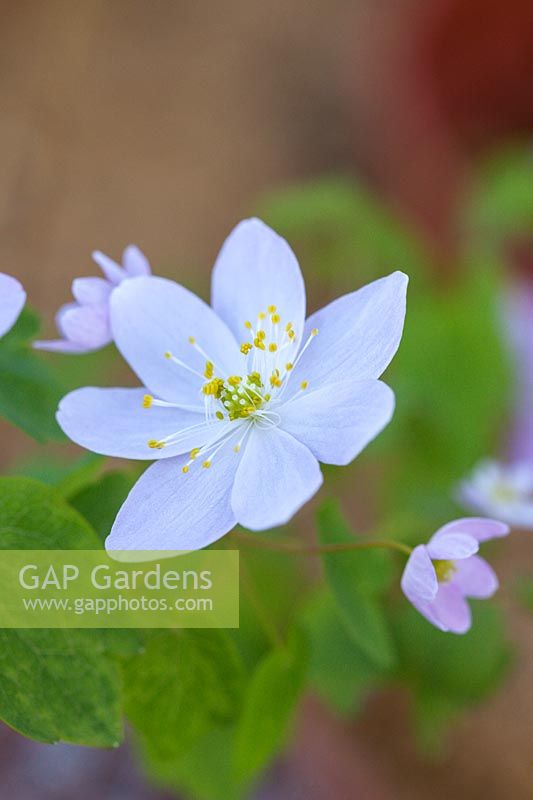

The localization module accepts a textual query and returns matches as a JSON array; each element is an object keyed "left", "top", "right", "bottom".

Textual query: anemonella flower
[
  {"left": 459, "top": 460, "right": 533, "bottom": 529},
  {"left": 34, "top": 246, "right": 151, "bottom": 354},
  {"left": 401, "top": 517, "right": 509, "bottom": 633},
  {"left": 57, "top": 218, "right": 408, "bottom": 550},
  {"left": 0, "top": 273, "right": 26, "bottom": 338}
]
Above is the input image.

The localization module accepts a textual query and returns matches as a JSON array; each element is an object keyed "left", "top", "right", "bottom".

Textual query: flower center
[
  {"left": 490, "top": 480, "right": 520, "bottom": 504},
  {"left": 142, "top": 305, "right": 318, "bottom": 472},
  {"left": 433, "top": 559, "right": 456, "bottom": 584}
]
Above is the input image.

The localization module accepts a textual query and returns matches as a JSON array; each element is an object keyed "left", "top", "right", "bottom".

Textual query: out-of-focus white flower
[{"left": 458, "top": 460, "right": 533, "bottom": 529}]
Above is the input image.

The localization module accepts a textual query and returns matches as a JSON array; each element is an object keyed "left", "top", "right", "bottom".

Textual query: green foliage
[
  {"left": 70, "top": 470, "right": 137, "bottom": 543},
  {"left": 147, "top": 724, "right": 243, "bottom": 800},
  {"left": 125, "top": 630, "right": 246, "bottom": 762},
  {"left": 392, "top": 603, "right": 511, "bottom": 749},
  {"left": 317, "top": 499, "right": 396, "bottom": 670},
  {"left": 260, "top": 177, "right": 427, "bottom": 296},
  {"left": 233, "top": 627, "right": 308, "bottom": 783},
  {"left": 466, "top": 148, "right": 533, "bottom": 243},
  {"left": 0, "top": 308, "right": 65, "bottom": 442},
  {"left": 0, "top": 476, "right": 135, "bottom": 745},
  {"left": 10, "top": 451, "right": 103, "bottom": 494},
  {"left": 384, "top": 263, "right": 511, "bottom": 520},
  {"left": 0, "top": 628, "right": 125, "bottom": 746},
  {"left": 300, "top": 590, "right": 378, "bottom": 715},
  {"left": 0, "top": 476, "right": 100, "bottom": 550},
  {"left": 513, "top": 576, "right": 533, "bottom": 612}
]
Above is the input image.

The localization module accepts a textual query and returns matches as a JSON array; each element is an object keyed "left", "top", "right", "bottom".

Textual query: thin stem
[{"left": 232, "top": 531, "right": 412, "bottom": 557}]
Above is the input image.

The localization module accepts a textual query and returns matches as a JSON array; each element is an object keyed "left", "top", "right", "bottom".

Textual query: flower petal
[
  {"left": 58, "top": 303, "right": 111, "bottom": 349},
  {"left": 110, "top": 275, "right": 242, "bottom": 404},
  {"left": 92, "top": 251, "right": 127, "bottom": 284},
  {"left": 289, "top": 272, "right": 408, "bottom": 393},
  {"left": 123, "top": 245, "right": 151, "bottom": 277},
  {"left": 211, "top": 218, "right": 306, "bottom": 342},
  {"left": 33, "top": 338, "right": 95, "bottom": 354},
  {"left": 401, "top": 545, "right": 438, "bottom": 604},
  {"left": 453, "top": 555, "right": 499, "bottom": 599},
  {"left": 279, "top": 379, "right": 394, "bottom": 465},
  {"left": 432, "top": 517, "right": 510, "bottom": 544},
  {"left": 429, "top": 583, "right": 472, "bottom": 634},
  {"left": 0, "top": 273, "right": 26, "bottom": 338},
  {"left": 72, "top": 277, "right": 113, "bottom": 305},
  {"left": 231, "top": 426, "right": 322, "bottom": 530},
  {"left": 427, "top": 533, "right": 479, "bottom": 561},
  {"left": 57, "top": 387, "right": 212, "bottom": 459},
  {"left": 106, "top": 451, "right": 238, "bottom": 551}
]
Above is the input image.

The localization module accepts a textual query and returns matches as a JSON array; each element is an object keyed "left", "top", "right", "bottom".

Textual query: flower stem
[{"left": 232, "top": 531, "right": 412, "bottom": 557}]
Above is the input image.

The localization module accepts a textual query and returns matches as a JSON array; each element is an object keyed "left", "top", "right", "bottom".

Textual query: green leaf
[
  {"left": 0, "top": 476, "right": 101, "bottom": 550},
  {"left": 145, "top": 724, "right": 244, "bottom": 800},
  {"left": 0, "top": 348, "right": 64, "bottom": 442},
  {"left": 300, "top": 590, "right": 378, "bottom": 715},
  {"left": 70, "top": 471, "right": 137, "bottom": 543},
  {"left": 0, "top": 477, "right": 129, "bottom": 746},
  {"left": 0, "top": 628, "right": 124, "bottom": 746},
  {"left": 125, "top": 629, "right": 246, "bottom": 761},
  {"left": 233, "top": 627, "right": 307, "bottom": 783},
  {"left": 9, "top": 452, "right": 103, "bottom": 495},
  {"left": 316, "top": 499, "right": 397, "bottom": 670}
]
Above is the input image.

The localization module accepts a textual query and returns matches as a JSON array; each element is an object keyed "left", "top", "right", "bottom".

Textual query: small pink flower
[
  {"left": 34, "top": 246, "right": 151, "bottom": 354},
  {"left": 401, "top": 517, "right": 509, "bottom": 634}
]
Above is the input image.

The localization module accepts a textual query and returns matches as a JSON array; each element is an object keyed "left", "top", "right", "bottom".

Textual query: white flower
[
  {"left": 458, "top": 459, "right": 533, "bottom": 529},
  {"left": 57, "top": 219, "right": 408, "bottom": 550}
]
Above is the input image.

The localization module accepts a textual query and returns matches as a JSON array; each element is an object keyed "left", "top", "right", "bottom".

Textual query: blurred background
[{"left": 1, "top": 0, "right": 533, "bottom": 798}]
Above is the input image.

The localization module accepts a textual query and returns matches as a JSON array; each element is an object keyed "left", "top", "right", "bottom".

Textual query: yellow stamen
[
  {"left": 143, "top": 394, "right": 153, "bottom": 408},
  {"left": 164, "top": 351, "right": 172, "bottom": 359},
  {"left": 258, "top": 312, "right": 266, "bottom": 321},
  {"left": 271, "top": 313, "right": 280, "bottom": 324},
  {"left": 311, "top": 328, "right": 318, "bottom": 336},
  {"left": 190, "top": 448, "right": 201, "bottom": 460},
  {"left": 268, "top": 343, "right": 278, "bottom": 353},
  {"left": 202, "top": 460, "right": 211, "bottom": 469},
  {"left": 240, "top": 342, "right": 253, "bottom": 355},
  {"left": 216, "top": 411, "right": 224, "bottom": 420},
  {"left": 254, "top": 337, "right": 265, "bottom": 351},
  {"left": 285, "top": 322, "right": 293, "bottom": 332},
  {"left": 148, "top": 439, "right": 164, "bottom": 450},
  {"left": 202, "top": 378, "right": 224, "bottom": 397},
  {"left": 285, "top": 362, "right": 293, "bottom": 371},
  {"left": 228, "top": 376, "right": 241, "bottom": 386},
  {"left": 188, "top": 336, "right": 196, "bottom": 344},
  {"left": 267, "top": 305, "right": 277, "bottom": 313},
  {"left": 182, "top": 465, "right": 189, "bottom": 474},
  {"left": 204, "top": 360, "right": 214, "bottom": 379},
  {"left": 234, "top": 444, "right": 241, "bottom": 453},
  {"left": 244, "top": 320, "right": 252, "bottom": 330},
  {"left": 300, "top": 381, "right": 308, "bottom": 390}
]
